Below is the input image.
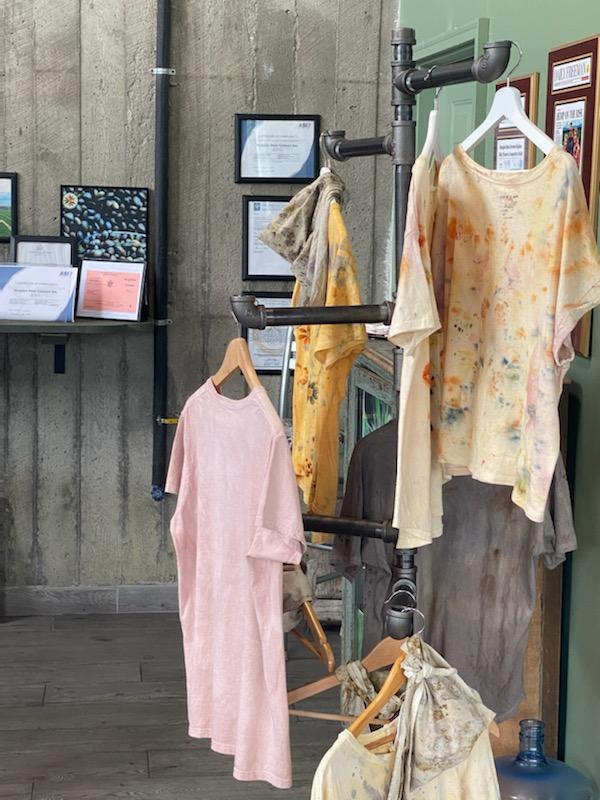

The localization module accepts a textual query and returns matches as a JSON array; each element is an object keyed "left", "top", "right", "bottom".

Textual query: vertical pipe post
[
  {"left": 151, "top": 0, "right": 171, "bottom": 500},
  {"left": 391, "top": 27, "right": 418, "bottom": 600}
]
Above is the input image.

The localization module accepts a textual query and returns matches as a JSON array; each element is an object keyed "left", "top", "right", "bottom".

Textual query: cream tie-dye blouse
[{"left": 394, "top": 144, "right": 600, "bottom": 523}]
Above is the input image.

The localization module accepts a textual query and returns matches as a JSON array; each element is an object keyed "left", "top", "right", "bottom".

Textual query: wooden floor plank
[
  {"left": 32, "top": 774, "right": 314, "bottom": 799},
  {"left": 0, "top": 661, "right": 141, "bottom": 685},
  {"left": 45, "top": 680, "right": 185, "bottom": 705},
  {"left": 1, "top": 751, "right": 147, "bottom": 785},
  {"left": 0, "top": 725, "right": 201, "bottom": 755},
  {"left": 0, "top": 700, "right": 187, "bottom": 731},
  {"left": 0, "top": 683, "right": 45, "bottom": 706},
  {"left": 0, "top": 784, "right": 33, "bottom": 799}
]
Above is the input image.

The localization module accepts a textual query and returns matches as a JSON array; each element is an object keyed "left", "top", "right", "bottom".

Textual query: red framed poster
[{"left": 546, "top": 36, "right": 600, "bottom": 357}]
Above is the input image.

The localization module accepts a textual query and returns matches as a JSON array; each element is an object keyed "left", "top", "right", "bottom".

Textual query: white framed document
[
  {"left": 10, "top": 235, "right": 76, "bottom": 266},
  {"left": 0, "top": 264, "right": 77, "bottom": 322},
  {"left": 242, "top": 195, "right": 294, "bottom": 281},
  {"left": 235, "top": 114, "right": 320, "bottom": 183},
  {"left": 241, "top": 291, "right": 294, "bottom": 374},
  {"left": 76, "top": 259, "right": 145, "bottom": 321}
]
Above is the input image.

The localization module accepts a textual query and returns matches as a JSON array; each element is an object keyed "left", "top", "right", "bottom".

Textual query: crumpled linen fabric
[
  {"left": 336, "top": 660, "right": 403, "bottom": 721},
  {"left": 282, "top": 564, "right": 313, "bottom": 633},
  {"left": 258, "top": 170, "right": 345, "bottom": 306},
  {"left": 386, "top": 637, "right": 500, "bottom": 799}
]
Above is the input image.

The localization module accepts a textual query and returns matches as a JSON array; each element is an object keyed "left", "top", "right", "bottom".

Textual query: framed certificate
[
  {"left": 241, "top": 291, "right": 294, "bottom": 374},
  {"left": 545, "top": 36, "right": 600, "bottom": 356},
  {"left": 0, "top": 264, "right": 77, "bottom": 322},
  {"left": 10, "top": 235, "right": 76, "bottom": 267},
  {"left": 494, "top": 73, "right": 539, "bottom": 170},
  {"left": 76, "top": 259, "right": 146, "bottom": 321},
  {"left": 235, "top": 114, "right": 320, "bottom": 183},
  {"left": 242, "top": 195, "right": 294, "bottom": 281}
]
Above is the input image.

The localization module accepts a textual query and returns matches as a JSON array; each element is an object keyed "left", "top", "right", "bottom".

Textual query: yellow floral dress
[{"left": 293, "top": 200, "right": 367, "bottom": 541}]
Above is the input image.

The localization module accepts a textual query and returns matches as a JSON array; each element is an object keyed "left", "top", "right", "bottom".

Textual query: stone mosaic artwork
[{"left": 60, "top": 185, "right": 149, "bottom": 263}]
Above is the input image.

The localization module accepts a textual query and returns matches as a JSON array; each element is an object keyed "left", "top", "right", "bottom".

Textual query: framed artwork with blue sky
[{"left": 0, "top": 173, "right": 18, "bottom": 243}]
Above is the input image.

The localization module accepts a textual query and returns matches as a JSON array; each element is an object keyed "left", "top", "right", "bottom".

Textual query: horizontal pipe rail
[
  {"left": 322, "top": 130, "right": 392, "bottom": 161},
  {"left": 303, "top": 514, "right": 398, "bottom": 543},
  {"left": 397, "top": 40, "right": 512, "bottom": 94},
  {"left": 231, "top": 294, "right": 394, "bottom": 329}
]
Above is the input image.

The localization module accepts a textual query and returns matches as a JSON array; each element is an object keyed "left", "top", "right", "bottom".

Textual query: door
[{"left": 414, "top": 19, "right": 490, "bottom": 163}]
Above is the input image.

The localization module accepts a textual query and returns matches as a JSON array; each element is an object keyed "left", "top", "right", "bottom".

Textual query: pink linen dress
[{"left": 166, "top": 379, "right": 306, "bottom": 789}]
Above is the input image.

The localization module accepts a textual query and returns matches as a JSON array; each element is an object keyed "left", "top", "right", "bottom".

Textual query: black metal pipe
[
  {"left": 322, "top": 130, "right": 393, "bottom": 161},
  {"left": 397, "top": 40, "right": 512, "bottom": 94},
  {"left": 231, "top": 294, "right": 394, "bottom": 329},
  {"left": 151, "top": 0, "right": 172, "bottom": 501},
  {"left": 303, "top": 514, "right": 398, "bottom": 543}
]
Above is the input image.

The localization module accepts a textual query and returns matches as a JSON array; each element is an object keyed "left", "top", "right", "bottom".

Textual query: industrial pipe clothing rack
[{"left": 230, "top": 29, "right": 513, "bottom": 610}]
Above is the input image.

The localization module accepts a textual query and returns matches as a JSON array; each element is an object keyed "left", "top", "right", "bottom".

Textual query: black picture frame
[
  {"left": 60, "top": 184, "right": 149, "bottom": 263},
  {"left": 241, "top": 290, "right": 294, "bottom": 374},
  {"left": 242, "top": 194, "right": 294, "bottom": 281},
  {"left": 234, "top": 113, "right": 320, "bottom": 184},
  {"left": 10, "top": 235, "right": 77, "bottom": 267},
  {"left": 0, "top": 173, "right": 18, "bottom": 243}
]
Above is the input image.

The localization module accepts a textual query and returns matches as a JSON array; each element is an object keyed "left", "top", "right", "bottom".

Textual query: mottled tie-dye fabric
[
  {"left": 406, "top": 145, "right": 600, "bottom": 522},
  {"left": 388, "top": 155, "right": 444, "bottom": 547},
  {"left": 311, "top": 722, "right": 397, "bottom": 800}
]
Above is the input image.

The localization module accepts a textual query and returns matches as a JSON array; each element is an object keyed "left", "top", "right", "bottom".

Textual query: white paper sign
[
  {"left": 247, "top": 200, "right": 293, "bottom": 278},
  {"left": 553, "top": 100, "right": 585, "bottom": 171},
  {"left": 240, "top": 119, "right": 315, "bottom": 179},
  {"left": 552, "top": 56, "right": 592, "bottom": 91},
  {"left": 496, "top": 137, "right": 527, "bottom": 171},
  {"left": 246, "top": 296, "right": 295, "bottom": 371},
  {"left": 0, "top": 265, "right": 77, "bottom": 322},
  {"left": 16, "top": 241, "right": 72, "bottom": 266}
]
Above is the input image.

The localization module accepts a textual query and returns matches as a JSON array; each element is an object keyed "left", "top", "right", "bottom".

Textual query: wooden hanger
[
  {"left": 287, "top": 636, "right": 406, "bottom": 708},
  {"left": 290, "top": 599, "right": 336, "bottom": 673},
  {"left": 211, "top": 337, "right": 261, "bottom": 391},
  {"left": 350, "top": 652, "right": 407, "bottom": 738},
  {"left": 359, "top": 652, "right": 501, "bottom": 751}
]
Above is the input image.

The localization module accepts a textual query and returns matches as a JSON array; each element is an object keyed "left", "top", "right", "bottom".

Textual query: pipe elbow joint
[
  {"left": 473, "top": 40, "right": 512, "bottom": 83},
  {"left": 230, "top": 294, "right": 267, "bottom": 330}
]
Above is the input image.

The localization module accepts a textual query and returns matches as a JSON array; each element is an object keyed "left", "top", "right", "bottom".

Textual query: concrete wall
[
  {"left": 0, "top": 1, "right": 397, "bottom": 596},
  {"left": 399, "top": 0, "right": 600, "bottom": 784}
]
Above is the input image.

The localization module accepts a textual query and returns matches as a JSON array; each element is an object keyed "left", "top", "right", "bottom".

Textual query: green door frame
[{"left": 414, "top": 18, "right": 491, "bottom": 166}]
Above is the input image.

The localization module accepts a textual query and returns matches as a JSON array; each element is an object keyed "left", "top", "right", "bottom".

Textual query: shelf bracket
[{"left": 40, "top": 333, "right": 70, "bottom": 375}]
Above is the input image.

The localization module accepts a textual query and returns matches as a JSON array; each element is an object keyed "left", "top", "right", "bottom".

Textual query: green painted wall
[{"left": 399, "top": 0, "right": 600, "bottom": 784}]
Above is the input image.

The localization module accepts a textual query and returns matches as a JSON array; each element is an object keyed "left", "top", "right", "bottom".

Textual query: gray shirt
[{"left": 331, "top": 420, "right": 576, "bottom": 721}]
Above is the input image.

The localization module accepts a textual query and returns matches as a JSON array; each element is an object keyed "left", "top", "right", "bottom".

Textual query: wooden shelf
[{"left": 0, "top": 319, "right": 154, "bottom": 335}]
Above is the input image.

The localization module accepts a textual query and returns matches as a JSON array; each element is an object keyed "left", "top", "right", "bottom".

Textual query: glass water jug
[{"left": 495, "top": 719, "right": 596, "bottom": 800}]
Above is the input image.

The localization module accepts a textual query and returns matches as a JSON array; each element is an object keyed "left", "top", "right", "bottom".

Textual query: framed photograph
[
  {"left": 235, "top": 114, "right": 320, "bottom": 183},
  {"left": 10, "top": 235, "right": 76, "bottom": 267},
  {"left": 545, "top": 36, "right": 600, "bottom": 356},
  {"left": 76, "top": 258, "right": 146, "bottom": 321},
  {"left": 0, "top": 173, "right": 18, "bottom": 243},
  {"left": 60, "top": 185, "right": 149, "bottom": 263},
  {"left": 241, "top": 291, "right": 294, "bottom": 374},
  {"left": 494, "top": 73, "right": 539, "bottom": 170},
  {"left": 242, "top": 195, "right": 294, "bottom": 281}
]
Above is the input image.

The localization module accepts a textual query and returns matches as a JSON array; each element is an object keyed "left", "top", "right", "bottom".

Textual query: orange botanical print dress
[
  {"left": 292, "top": 200, "right": 367, "bottom": 539},
  {"left": 396, "top": 145, "right": 600, "bottom": 524}
]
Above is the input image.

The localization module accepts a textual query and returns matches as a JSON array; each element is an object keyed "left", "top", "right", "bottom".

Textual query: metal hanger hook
[
  {"left": 423, "top": 64, "right": 438, "bottom": 83},
  {"left": 505, "top": 41, "right": 523, "bottom": 87},
  {"left": 392, "top": 606, "right": 426, "bottom": 637}
]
